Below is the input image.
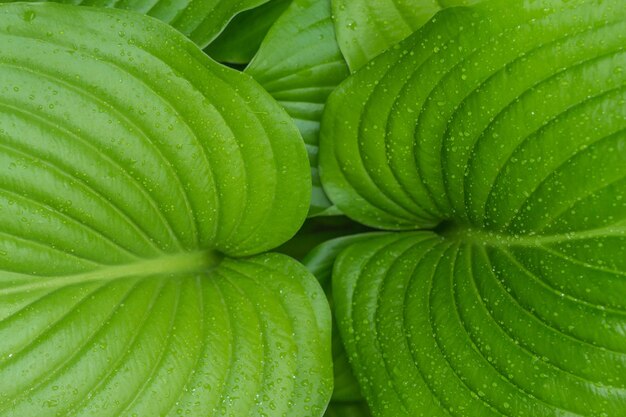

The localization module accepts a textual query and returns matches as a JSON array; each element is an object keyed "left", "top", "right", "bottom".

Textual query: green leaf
[
  {"left": 0, "top": 3, "right": 332, "bottom": 415},
  {"left": 322, "top": 0, "right": 626, "bottom": 415},
  {"left": 304, "top": 233, "right": 381, "bottom": 289},
  {"left": 0, "top": 0, "right": 271, "bottom": 47},
  {"left": 331, "top": 0, "right": 483, "bottom": 71},
  {"left": 320, "top": 0, "right": 626, "bottom": 231},
  {"left": 246, "top": 0, "right": 349, "bottom": 216},
  {"left": 205, "top": 0, "right": 292, "bottom": 64},
  {"left": 334, "top": 228, "right": 626, "bottom": 416},
  {"left": 277, "top": 217, "right": 369, "bottom": 261},
  {"left": 304, "top": 234, "right": 380, "bottom": 402}
]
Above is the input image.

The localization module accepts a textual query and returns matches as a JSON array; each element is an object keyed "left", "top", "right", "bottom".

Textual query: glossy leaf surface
[
  {"left": 0, "top": 3, "right": 331, "bottom": 415},
  {"left": 321, "top": 0, "right": 626, "bottom": 231},
  {"left": 0, "top": 0, "right": 271, "bottom": 47},
  {"left": 334, "top": 229, "right": 626, "bottom": 416},
  {"left": 247, "top": 0, "right": 349, "bottom": 216},
  {"left": 304, "top": 234, "right": 381, "bottom": 402},
  {"left": 332, "top": 0, "right": 482, "bottom": 71},
  {"left": 323, "top": 0, "right": 626, "bottom": 415}
]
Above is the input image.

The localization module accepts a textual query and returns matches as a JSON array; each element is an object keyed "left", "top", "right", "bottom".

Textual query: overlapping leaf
[
  {"left": 206, "top": 0, "right": 292, "bottom": 64},
  {"left": 321, "top": 0, "right": 626, "bottom": 415},
  {"left": 246, "top": 0, "right": 349, "bottom": 216},
  {"left": 331, "top": 0, "right": 483, "bottom": 71},
  {"left": 304, "top": 234, "right": 379, "bottom": 402},
  {"left": 305, "top": 235, "right": 377, "bottom": 416},
  {"left": 0, "top": 3, "right": 331, "bottom": 415},
  {"left": 0, "top": 0, "right": 271, "bottom": 47}
]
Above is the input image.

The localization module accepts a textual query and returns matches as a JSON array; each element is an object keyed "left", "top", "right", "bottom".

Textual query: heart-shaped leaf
[
  {"left": 334, "top": 228, "right": 626, "bottom": 416},
  {"left": 0, "top": 3, "right": 331, "bottom": 415},
  {"left": 321, "top": 0, "right": 626, "bottom": 415},
  {"left": 246, "top": 0, "right": 349, "bottom": 216},
  {"left": 0, "top": 0, "right": 271, "bottom": 47},
  {"left": 331, "top": 0, "right": 483, "bottom": 71}
]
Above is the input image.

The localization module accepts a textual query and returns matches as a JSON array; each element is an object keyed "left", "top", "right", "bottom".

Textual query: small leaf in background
[
  {"left": 0, "top": 3, "right": 331, "bottom": 415},
  {"left": 321, "top": 0, "right": 626, "bottom": 415},
  {"left": 304, "top": 234, "right": 382, "bottom": 401},
  {"left": 304, "top": 234, "right": 381, "bottom": 415},
  {"left": 246, "top": 0, "right": 349, "bottom": 216},
  {"left": 0, "top": 0, "right": 272, "bottom": 47},
  {"left": 331, "top": 0, "right": 483, "bottom": 71},
  {"left": 206, "top": 0, "right": 292, "bottom": 64},
  {"left": 324, "top": 401, "right": 372, "bottom": 417},
  {"left": 277, "top": 217, "right": 370, "bottom": 261}
]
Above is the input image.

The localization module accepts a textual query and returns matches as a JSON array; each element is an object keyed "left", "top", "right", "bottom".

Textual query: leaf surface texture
[
  {"left": 0, "top": 3, "right": 331, "bottom": 416},
  {"left": 322, "top": 0, "right": 626, "bottom": 415},
  {"left": 247, "top": 0, "right": 349, "bottom": 216}
]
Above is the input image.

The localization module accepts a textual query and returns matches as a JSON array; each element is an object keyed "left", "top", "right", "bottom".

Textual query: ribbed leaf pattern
[
  {"left": 331, "top": 0, "right": 483, "bottom": 71},
  {"left": 304, "top": 234, "right": 382, "bottom": 402},
  {"left": 0, "top": 3, "right": 331, "bottom": 416},
  {"left": 320, "top": 0, "right": 626, "bottom": 232},
  {"left": 334, "top": 231, "right": 626, "bottom": 416},
  {"left": 0, "top": 255, "right": 331, "bottom": 417},
  {"left": 322, "top": 1, "right": 626, "bottom": 415},
  {"left": 247, "top": 0, "right": 349, "bottom": 216},
  {"left": 0, "top": 0, "right": 271, "bottom": 47}
]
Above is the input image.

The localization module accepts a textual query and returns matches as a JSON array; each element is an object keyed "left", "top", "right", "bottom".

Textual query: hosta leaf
[
  {"left": 0, "top": 0, "right": 271, "bottom": 47},
  {"left": 305, "top": 233, "right": 380, "bottom": 289},
  {"left": 206, "top": 0, "right": 292, "bottom": 64},
  {"left": 1, "top": 254, "right": 331, "bottom": 416},
  {"left": 277, "top": 217, "right": 369, "bottom": 261},
  {"left": 331, "top": 0, "right": 482, "bottom": 71},
  {"left": 320, "top": 0, "right": 626, "bottom": 231},
  {"left": 334, "top": 230, "right": 626, "bottom": 416},
  {"left": 304, "top": 234, "right": 380, "bottom": 401},
  {"left": 0, "top": 3, "right": 331, "bottom": 415},
  {"left": 322, "top": 0, "right": 626, "bottom": 415},
  {"left": 246, "top": 0, "right": 349, "bottom": 216}
]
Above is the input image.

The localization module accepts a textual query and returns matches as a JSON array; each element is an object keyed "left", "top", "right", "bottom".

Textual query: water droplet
[{"left": 22, "top": 10, "right": 36, "bottom": 22}]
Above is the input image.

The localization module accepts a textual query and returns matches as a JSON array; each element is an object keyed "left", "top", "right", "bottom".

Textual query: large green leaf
[
  {"left": 334, "top": 229, "right": 626, "bottom": 416},
  {"left": 321, "top": 0, "right": 626, "bottom": 415},
  {"left": 0, "top": 3, "right": 332, "bottom": 415},
  {"left": 206, "top": 0, "right": 292, "bottom": 64},
  {"left": 321, "top": 0, "right": 626, "bottom": 231},
  {"left": 331, "top": 0, "right": 482, "bottom": 71},
  {"left": 246, "top": 0, "right": 349, "bottom": 216},
  {"left": 0, "top": 0, "right": 271, "bottom": 47}
]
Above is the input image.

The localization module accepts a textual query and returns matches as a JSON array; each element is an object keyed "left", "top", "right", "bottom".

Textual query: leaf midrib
[
  {"left": 0, "top": 250, "right": 223, "bottom": 296},
  {"left": 438, "top": 221, "right": 626, "bottom": 247}
]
